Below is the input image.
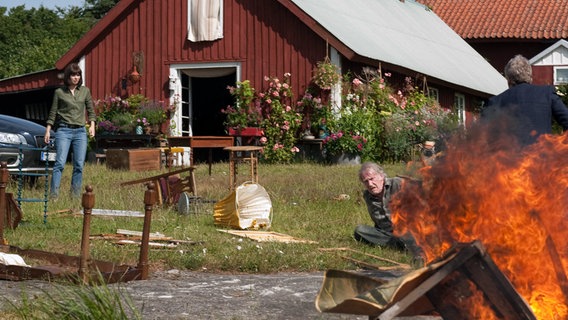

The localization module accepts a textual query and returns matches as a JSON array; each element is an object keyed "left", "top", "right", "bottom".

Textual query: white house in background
[{"left": 530, "top": 39, "right": 568, "bottom": 85}]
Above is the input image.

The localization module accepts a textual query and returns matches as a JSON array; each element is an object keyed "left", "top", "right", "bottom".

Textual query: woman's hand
[
  {"left": 88, "top": 121, "right": 96, "bottom": 138},
  {"left": 44, "top": 126, "right": 51, "bottom": 144}
]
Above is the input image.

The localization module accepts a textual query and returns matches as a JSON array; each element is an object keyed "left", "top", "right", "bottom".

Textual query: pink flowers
[
  {"left": 272, "top": 143, "right": 284, "bottom": 150},
  {"left": 323, "top": 130, "right": 367, "bottom": 156}
]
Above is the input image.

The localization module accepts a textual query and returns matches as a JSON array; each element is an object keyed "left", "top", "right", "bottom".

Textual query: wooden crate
[{"left": 106, "top": 148, "right": 161, "bottom": 171}]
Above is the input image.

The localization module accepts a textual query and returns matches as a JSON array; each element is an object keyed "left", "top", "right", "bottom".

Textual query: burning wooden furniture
[
  {"left": 0, "top": 162, "right": 157, "bottom": 283},
  {"left": 316, "top": 241, "right": 537, "bottom": 319}
]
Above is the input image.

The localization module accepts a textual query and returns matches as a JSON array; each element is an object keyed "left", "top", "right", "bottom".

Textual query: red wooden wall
[{"left": 83, "top": 0, "right": 326, "bottom": 102}]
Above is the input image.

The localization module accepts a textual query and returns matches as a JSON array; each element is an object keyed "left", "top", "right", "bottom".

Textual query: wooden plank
[
  {"left": 90, "top": 209, "right": 144, "bottom": 217},
  {"left": 115, "top": 239, "right": 178, "bottom": 248},
  {"left": 217, "top": 229, "right": 317, "bottom": 244},
  {"left": 319, "top": 247, "right": 409, "bottom": 268},
  {"left": 340, "top": 256, "right": 409, "bottom": 271},
  {"left": 116, "top": 229, "right": 169, "bottom": 240}
]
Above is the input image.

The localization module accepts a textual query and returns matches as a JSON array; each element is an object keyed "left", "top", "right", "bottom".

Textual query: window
[
  {"left": 187, "top": 0, "right": 223, "bottom": 42},
  {"left": 454, "top": 93, "right": 466, "bottom": 127},
  {"left": 428, "top": 87, "right": 439, "bottom": 103},
  {"left": 554, "top": 67, "right": 568, "bottom": 85}
]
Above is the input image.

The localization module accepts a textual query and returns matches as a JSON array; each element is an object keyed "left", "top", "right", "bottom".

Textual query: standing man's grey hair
[
  {"left": 504, "top": 54, "right": 533, "bottom": 86},
  {"left": 359, "top": 162, "right": 386, "bottom": 181}
]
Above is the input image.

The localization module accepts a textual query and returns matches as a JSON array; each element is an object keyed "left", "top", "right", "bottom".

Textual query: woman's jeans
[{"left": 51, "top": 126, "right": 87, "bottom": 198}]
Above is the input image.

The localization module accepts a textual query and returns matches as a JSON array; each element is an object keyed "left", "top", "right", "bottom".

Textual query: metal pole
[{"left": 0, "top": 162, "right": 8, "bottom": 245}]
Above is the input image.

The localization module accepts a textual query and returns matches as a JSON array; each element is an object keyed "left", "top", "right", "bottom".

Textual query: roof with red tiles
[{"left": 416, "top": 0, "right": 568, "bottom": 40}]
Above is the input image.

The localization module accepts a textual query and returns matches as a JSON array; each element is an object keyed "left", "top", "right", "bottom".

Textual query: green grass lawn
[{"left": 5, "top": 160, "right": 413, "bottom": 273}]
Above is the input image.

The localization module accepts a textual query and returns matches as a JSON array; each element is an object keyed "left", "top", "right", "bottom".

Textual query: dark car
[{"left": 0, "top": 114, "right": 55, "bottom": 174}]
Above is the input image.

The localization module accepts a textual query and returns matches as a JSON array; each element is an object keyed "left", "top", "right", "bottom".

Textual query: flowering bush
[
  {"left": 139, "top": 100, "right": 170, "bottom": 126},
  {"left": 379, "top": 77, "right": 458, "bottom": 162},
  {"left": 305, "top": 64, "right": 458, "bottom": 163},
  {"left": 298, "top": 92, "right": 331, "bottom": 135},
  {"left": 97, "top": 120, "right": 119, "bottom": 134},
  {"left": 258, "top": 73, "right": 302, "bottom": 163},
  {"left": 222, "top": 80, "right": 263, "bottom": 130},
  {"left": 323, "top": 131, "right": 367, "bottom": 157},
  {"left": 94, "top": 94, "right": 174, "bottom": 135},
  {"left": 94, "top": 95, "right": 136, "bottom": 124},
  {"left": 136, "top": 117, "right": 150, "bottom": 128}
]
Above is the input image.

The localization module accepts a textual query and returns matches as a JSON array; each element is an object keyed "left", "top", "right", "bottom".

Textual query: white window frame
[
  {"left": 554, "top": 66, "right": 568, "bottom": 85},
  {"left": 454, "top": 93, "right": 466, "bottom": 127},
  {"left": 428, "top": 87, "right": 439, "bottom": 103}
]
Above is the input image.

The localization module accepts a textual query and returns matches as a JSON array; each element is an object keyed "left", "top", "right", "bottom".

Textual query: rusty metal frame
[{"left": 0, "top": 162, "right": 156, "bottom": 284}]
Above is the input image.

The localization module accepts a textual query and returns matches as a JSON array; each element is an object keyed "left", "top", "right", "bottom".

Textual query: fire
[{"left": 392, "top": 116, "right": 568, "bottom": 319}]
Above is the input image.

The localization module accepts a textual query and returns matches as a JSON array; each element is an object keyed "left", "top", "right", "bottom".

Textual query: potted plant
[
  {"left": 110, "top": 112, "right": 136, "bottom": 134},
  {"left": 139, "top": 100, "right": 168, "bottom": 134},
  {"left": 222, "top": 80, "right": 264, "bottom": 136},
  {"left": 322, "top": 130, "right": 367, "bottom": 164}
]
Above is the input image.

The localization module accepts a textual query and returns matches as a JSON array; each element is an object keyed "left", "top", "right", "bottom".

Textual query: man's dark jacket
[{"left": 483, "top": 83, "right": 568, "bottom": 145}]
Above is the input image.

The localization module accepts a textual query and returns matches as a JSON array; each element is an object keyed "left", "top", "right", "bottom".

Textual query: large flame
[{"left": 392, "top": 116, "right": 568, "bottom": 319}]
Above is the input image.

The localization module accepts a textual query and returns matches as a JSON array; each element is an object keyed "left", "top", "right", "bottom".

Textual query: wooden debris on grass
[
  {"left": 90, "top": 229, "right": 202, "bottom": 248},
  {"left": 319, "top": 247, "right": 411, "bottom": 271},
  {"left": 47, "top": 209, "right": 145, "bottom": 218},
  {"left": 217, "top": 229, "right": 318, "bottom": 244}
]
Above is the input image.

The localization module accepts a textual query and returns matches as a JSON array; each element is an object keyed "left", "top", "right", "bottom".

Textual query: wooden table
[
  {"left": 224, "top": 146, "right": 263, "bottom": 191},
  {"left": 167, "top": 136, "right": 234, "bottom": 174}
]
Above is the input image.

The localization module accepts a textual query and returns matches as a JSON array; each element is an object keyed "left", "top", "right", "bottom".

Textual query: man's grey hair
[
  {"left": 359, "top": 162, "right": 386, "bottom": 181},
  {"left": 504, "top": 54, "right": 533, "bottom": 86}
]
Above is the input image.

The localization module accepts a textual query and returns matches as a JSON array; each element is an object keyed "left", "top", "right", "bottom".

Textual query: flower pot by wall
[{"left": 332, "top": 153, "right": 361, "bottom": 165}]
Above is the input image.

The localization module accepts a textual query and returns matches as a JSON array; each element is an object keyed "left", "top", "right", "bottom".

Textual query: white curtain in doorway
[{"left": 187, "top": 0, "right": 223, "bottom": 42}]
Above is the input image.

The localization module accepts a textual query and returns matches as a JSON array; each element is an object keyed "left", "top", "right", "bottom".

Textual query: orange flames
[{"left": 391, "top": 118, "right": 568, "bottom": 319}]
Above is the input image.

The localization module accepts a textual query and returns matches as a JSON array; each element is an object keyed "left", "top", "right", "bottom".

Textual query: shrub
[{"left": 258, "top": 74, "right": 302, "bottom": 163}]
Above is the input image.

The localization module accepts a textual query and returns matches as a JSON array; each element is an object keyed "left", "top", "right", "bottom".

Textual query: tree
[{"left": 0, "top": 0, "right": 119, "bottom": 79}]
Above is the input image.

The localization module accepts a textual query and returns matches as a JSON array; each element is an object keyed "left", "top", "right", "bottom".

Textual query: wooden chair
[{"left": 120, "top": 167, "right": 197, "bottom": 206}]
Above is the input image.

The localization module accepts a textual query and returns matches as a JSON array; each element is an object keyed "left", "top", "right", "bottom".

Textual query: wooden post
[
  {"left": 138, "top": 182, "right": 157, "bottom": 280},
  {"left": 79, "top": 185, "right": 95, "bottom": 283},
  {"left": 0, "top": 162, "right": 8, "bottom": 245}
]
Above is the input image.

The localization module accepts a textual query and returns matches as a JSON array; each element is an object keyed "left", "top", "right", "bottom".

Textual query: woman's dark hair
[{"left": 63, "top": 63, "right": 83, "bottom": 87}]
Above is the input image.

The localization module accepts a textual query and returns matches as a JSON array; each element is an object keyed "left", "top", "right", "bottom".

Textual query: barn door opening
[{"left": 181, "top": 67, "right": 236, "bottom": 163}]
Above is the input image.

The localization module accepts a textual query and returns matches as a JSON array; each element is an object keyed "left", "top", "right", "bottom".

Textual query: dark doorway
[{"left": 190, "top": 72, "right": 235, "bottom": 163}]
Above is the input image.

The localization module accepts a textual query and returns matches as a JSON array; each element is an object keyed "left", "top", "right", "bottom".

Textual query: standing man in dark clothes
[{"left": 483, "top": 54, "right": 568, "bottom": 146}]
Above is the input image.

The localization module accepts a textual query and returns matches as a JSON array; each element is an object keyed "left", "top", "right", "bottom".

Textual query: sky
[{"left": 0, "top": 0, "right": 80, "bottom": 10}]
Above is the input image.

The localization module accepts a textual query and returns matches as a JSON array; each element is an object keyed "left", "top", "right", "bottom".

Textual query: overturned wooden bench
[{"left": 120, "top": 167, "right": 197, "bottom": 206}]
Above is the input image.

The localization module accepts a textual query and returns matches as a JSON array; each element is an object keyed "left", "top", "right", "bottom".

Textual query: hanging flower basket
[{"left": 228, "top": 127, "right": 265, "bottom": 137}]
